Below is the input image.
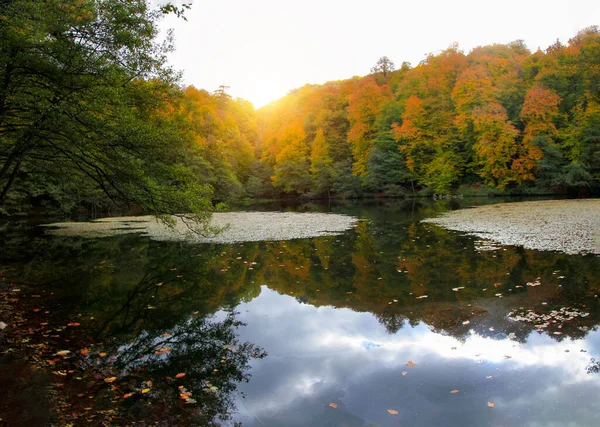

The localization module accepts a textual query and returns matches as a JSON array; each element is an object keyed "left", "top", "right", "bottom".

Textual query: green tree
[
  {"left": 310, "top": 129, "right": 335, "bottom": 197},
  {"left": 0, "top": 0, "right": 214, "bottom": 225}
]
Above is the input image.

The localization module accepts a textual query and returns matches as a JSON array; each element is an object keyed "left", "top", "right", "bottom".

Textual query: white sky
[{"left": 160, "top": 0, "right": 600, "bottom": 108}]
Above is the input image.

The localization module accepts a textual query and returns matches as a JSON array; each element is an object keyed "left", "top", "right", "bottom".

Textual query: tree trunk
[{"left": 0, "top": 154, "right": 22, "bottom": 203}]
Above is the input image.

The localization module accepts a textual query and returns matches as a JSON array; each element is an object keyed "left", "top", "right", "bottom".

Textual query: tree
[
  {"left": 515, "top": 85, "right": 561, "bottom": 183},
  {"left": 310, "top": 129, "right": 335, "bottom": 197},
  {"left": 0, "top": 0, "right": 214, "bottom": 225},
  {"left": 271, "top": 122, "right": 311, "bottom": 194},
  {"left": 347, "top": 77, "right": 393, "bottom": 176},
  {"left": 370, "top": 56, "right": 396, "bottom": 78}
]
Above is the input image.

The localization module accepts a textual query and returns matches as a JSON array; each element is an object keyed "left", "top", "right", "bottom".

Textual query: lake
[{"left": 1, "top": 198, "right": 599, "bottom": 426}]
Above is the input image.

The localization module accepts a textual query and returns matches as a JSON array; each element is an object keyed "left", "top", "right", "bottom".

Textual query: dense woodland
[{"left": 1, "top": 0, "right": 600, "bottom": 217}]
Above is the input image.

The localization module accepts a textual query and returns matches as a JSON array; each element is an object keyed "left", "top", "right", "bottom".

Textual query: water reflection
[
  {"left": 232, "top": 288, "right": 600, "bottom": 427},
  {"left": 1, "top": 198, "right": 600, "bottom": 425}
]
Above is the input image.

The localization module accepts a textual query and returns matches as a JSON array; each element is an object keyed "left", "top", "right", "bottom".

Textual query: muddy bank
[{"left": 423, "top": 199, "right": 600, "bottom": 255}]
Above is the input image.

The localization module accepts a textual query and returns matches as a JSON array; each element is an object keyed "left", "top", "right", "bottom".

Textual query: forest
[{"left": 1, "top": 0, "right": 599, "bottom": 218}]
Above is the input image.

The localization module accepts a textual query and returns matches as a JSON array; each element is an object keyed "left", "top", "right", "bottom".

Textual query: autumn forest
[
  {"left": 1, "top": 0, "right": 599, "bottom": 218},
  {"left": 209, "top": 27, "right": 600, "bottom": 200}
]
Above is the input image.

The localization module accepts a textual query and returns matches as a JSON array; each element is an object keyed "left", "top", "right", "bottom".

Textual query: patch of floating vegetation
[
  {"left": 508, "top": 307, "right": 590, "bottom": 334},
  {"left": 423, "top": 199, "right": 600, "bottom": 255},
  {"left": 43, "top": 212, "right": 358, "bottom": 243}
]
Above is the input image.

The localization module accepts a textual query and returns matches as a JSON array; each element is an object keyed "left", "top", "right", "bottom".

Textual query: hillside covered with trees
[
  {"left": 254, "top": 28, "right": 600, "bottom": 198},
  {"left": 1, "top": 0, "right": 599, "bottom": 218}
]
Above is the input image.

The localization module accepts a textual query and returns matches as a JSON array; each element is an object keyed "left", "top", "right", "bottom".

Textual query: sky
[{"left": 159, "top": 0, "right": 600, "bottom": 108}]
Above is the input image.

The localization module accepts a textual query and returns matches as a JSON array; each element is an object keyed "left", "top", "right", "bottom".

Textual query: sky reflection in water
[{"left": 231, "top": 287, "right": 600, "bottom": 427}]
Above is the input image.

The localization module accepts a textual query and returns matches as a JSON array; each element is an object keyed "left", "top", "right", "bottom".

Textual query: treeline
[
  {"left": 253, "top": 28, "right": 600, "bottom": 197},
  {"left": 2, "top": 1, "right": 599, "bottom": 218}
]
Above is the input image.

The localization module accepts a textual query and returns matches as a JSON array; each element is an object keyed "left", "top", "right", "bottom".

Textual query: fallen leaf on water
[
  {"left": 462, "top": 320, "right": 470, "bottom": 325},
  {"left": 402, "top": 371, "right": 408, "bottom": 376},
  {"left": 329, "top": 403, "right": 337, "bottom": 408},
  {"left": 387, "top": 409, "right": 398, "bottom": 415},
  {"left": 104, "top": 377, "right": 117, "bottom": 383},
  {"left": 99, "top": 352, "right": 107, "bottom": 357},
  {"left": 406, "top": 361, "right": 417, "bottom": 367},
  {"left": 156, "top": 283, "right": 163, "bottom": 287},
  {"left": 123, "top": 393, "right": 134, "bottom": 399},
  {"left": 487, "top": 402, "right": 495, "bottom": 408},
  {"left": 503, "top": 355, "right": 512, "bottom": 359},
  {"left": 56, "top": 350, "right": 70, "bottom": 357},
  {"left": 154, "top": 346, "right": 172, "bottom": 355},
  {"left": 80, "top": 348, "right": 90, "bottom": 356},
  {"left": 175, "top": 373, "right": 186, "bottom": 379},
  {"left": 68, "top": 322, "right": 80, "bottom": 327},
  {"left": 486, "top": 375, "right": 493, "bottom": 379},
  {"left": 450, "top": 390, "right": 460, "bottom": 394},
  {"left": 141, "top": 388, "right": 150, "bottom": 394},
  {"left": 162, "top": 333, "right": 171, "bottom": 337}
]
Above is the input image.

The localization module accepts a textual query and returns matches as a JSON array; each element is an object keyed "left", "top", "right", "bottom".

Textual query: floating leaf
[
  {"left": 104, "top": 377, "right": 117, "bottom": 383},
  {"left": 123, "top": 393, "right": 134, "bottom": 399},
  {"left": 503, "top": 355, "right": 512, "bottom": 359},
  {"left": 67, "top": 322, "right": 80, "bottom": 327},
  {"left": 450, "top": 390, "right": 460, "bottom": 394},
  {"left": 142, "top": 388, "right": 151, "bottom": 394},
  {"left": 387, "top": 409, "right": 398, "bottom": 415},
  {"left": 80, "top": 348, "right": 90, "bottom": 356},
  {"left": 55, "top": 350, "right": 70, "bottom": 357},
  {"left": 486, "top": 375, "right": 493, "bottom": 379},
  {"left": 487, "top": 401, "right": 495, "bottom": 408},
  {"left": 329, "top": 403, "right": 337, "bottom": 408},
  {"left": 402, "top": 371, "right": 408, "bottom": 376},
  {"left": 99, "top": 352, "right": 107, "bottom": 357},
  {"left": 462, "top": 320, "right": 470, "bottom": 325},
  {"left": 175, "top": 373, "right": 186, "bottom": 379},
  {"left": 406, "top": 361, "right": 417, "bottom": 367}
]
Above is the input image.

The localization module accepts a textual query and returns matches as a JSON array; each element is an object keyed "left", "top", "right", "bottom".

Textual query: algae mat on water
[
  {"left": 423, "top": 199, "right": 600, "bottom": 255},
  {"left": 43, "top": 212, "right": 358, "bottom": 243}
]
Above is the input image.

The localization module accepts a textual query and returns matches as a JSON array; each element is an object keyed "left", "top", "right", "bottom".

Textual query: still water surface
[{"left": 1, "top": 199, "right": 599, "bottom": 426}]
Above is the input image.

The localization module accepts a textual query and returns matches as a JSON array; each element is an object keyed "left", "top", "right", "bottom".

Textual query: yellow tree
[
  {"left": 515, "top": 85, "right": 561, "bottom": 183},
  {"left": 347, "top": 77, "right": 393, "bottom": 176},
  {"left": 271, "top": 121, "right": 311, "bottom": 193}
]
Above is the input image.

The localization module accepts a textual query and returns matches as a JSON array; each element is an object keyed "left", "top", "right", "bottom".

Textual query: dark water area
[{"left": 1, "top": 198, "right": 599, "bottom": 426}]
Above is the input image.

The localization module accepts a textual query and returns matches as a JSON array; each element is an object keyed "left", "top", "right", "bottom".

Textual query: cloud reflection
[{"left": 229, "top": 287, "right": 600, "bottom": 426}]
